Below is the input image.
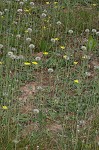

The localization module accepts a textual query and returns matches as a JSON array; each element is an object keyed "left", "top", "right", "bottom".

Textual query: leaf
[{"left": 87, "top": 36, "right": 97, "bottom": 51}]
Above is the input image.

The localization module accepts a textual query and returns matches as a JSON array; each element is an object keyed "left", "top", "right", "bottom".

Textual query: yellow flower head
[
  {"left": 54, "top": 2, "right": 58, "bottom": 4},
  {"left": 46, "top": 2, "right": 50, "bottom": 4},
  {"left": 43, "top": 52, "right": 48, "bottom": 55},
  {"left": 74, "top": 61, "right": 78, "bottom": 65},
  {"left": 60, "top": 46, "right": 65, "bottom": 50},
  {"left": 63, "top": 55, "right": 67, "bottom": 59},
  {"left": 32, "top": 61, "right": 38, "bottom": 65},
  {"left": 2, "top": 106, "right": 8, "bottom": 110},
  {"left": 74, "top": 80, "right": 79, "bottom": 83},
  {"left": 55, "top": 38, "right": 59, "bottom": 41},
  {"left": 24, "top": 62, "right": 31, "bottom": 65},
  {"left": 92, "top": 4, "right": 97, "bottom": 6},
  {"left": 24, "top": 9, "right": 30, "bottom": 13},
  {"left": 0, "top": 62, "right": 3, "bottom": 65}
]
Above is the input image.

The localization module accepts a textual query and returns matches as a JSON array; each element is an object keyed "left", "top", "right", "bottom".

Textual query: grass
[{"left": 0, "top": 0, "right": 99, "bottom": 150}]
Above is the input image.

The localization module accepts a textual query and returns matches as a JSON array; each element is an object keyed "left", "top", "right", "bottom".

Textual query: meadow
[{"left": 0, "top": 0, "right": 99, "bottom": 149}]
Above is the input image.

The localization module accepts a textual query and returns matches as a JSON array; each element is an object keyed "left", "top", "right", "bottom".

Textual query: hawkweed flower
[
  {"left": 74, "top": 80, "right": 79, "bottom": 83},
  {"left": 0, "top": 44, "right": 3, "bottom": 49},
  {"left": 92, "top": 29, "right": 97, "bottom": 33},
  {"left": 2, "top": 106, "right": 8, "bottom": 110},
  {"left": 74, "top": 61, "right": 78, "bottom": 65},
  {"left": 32, "top": 61, "right": 38, "bottom": 65},
  {"left": 0, "top": 62, "right": 3, "bottom": 65},
  {"left": 85, "top": 29, "right": 90, "bottom": 33},
  {"left": 26, "top": 37, "right": 31, "bottom": 42},
  {"left": 33, "top": 109, "right": 39, "bottom": 114},
  {"left": 48, "top": 68, "right": 54, "bottom": 73},
  {"left": 82, "top": 55, "right": 90, "bottom": 59},
  {"left": 43, "top": 52, "right": 48, "bottom": 55},
  {"left": 92, "top": 4, "right": 97, "bottom": 6},
  {"left": 29, "top": 44, "right": 35, "bottom": 49},
  {"left": 63, "top": 55, "right": 70, "bottom": 60},
  {"left": 60, "top": 46, "right": 65, "bottom": 50},
  {"left": 81, "top": 46, "right": 87, "bottom": 51},
  {"left": 24, "top": 62, "right": 31, "bottom": 65},
  {"left": 35, "top": 57, "right": 41, "bottom": 61},
  {"left": 54, "top": 2, "right": 58, "bottom": 4},
  {"left": 51, "top": 38, "right": 59, "bottom": 43},
  {"left": 46, "top": 2, "right": 50, "bottom": 4},
  {"left": 56, "top": 21, "right": 62, "bottom": 25},
  {"left": 68, "top": 30, "right": 73, "bottom": 34}
]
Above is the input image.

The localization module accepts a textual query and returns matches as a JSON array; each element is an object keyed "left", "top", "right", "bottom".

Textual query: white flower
[
  {"left": 17, "top": 55, "right": 24, "bottom": 59},
  {"left": 94, "top": 65, "right": 99, "bottom": 69},
  {"left": 35, "top": 56, "right": 41, "bottom": 61},
  {"left": 10, "top": 55, "right": 17, "bottom": 59},
  {"left": 48, "top": 68, "right": 54, "bottom": 73},
  {"left": 12, "top": 139, "right": 19, "bottom": 144},
  {"left": 11, "top": 47, "right": 17, "bottom": 51},
  {"left": 30, "top": 2, "right": 35, "bottom": 6},
  {"left": 26, "top": 37, "right": 31, "bottom": 42},
  {"left": 33, "top": 109, "right": 39, "bottom": 114},
  {"left": 27, "top": 28, "right": 32, "bottom": 33},
  {"left": 16, "top": 34, "right": 21, "bottom": 39},
  {"left": 19, "top": 2, "right": 24, "bottom": 6},
  {"left": 43, "top": 9, "right": 47, "bottom": 13},
  {"left": 56, "top": 21, "right": 62, "bottom": 25},
  {"left": 8, "top": 51, "right": 13, "bottom": 56},
  {"left": 17, "top": 9, "right": 23, "bottom": 13},
  {"left": 36, "top": 86, "right": 43, "bottom": 90},
  {"left": 0, "top": 11, "right": 3, "bottom": 16},
  {"left": 85, "top": 72, "right": 91, "bottom": 76},
  {"left": 29, "top": 44, "right": 35, "bottom": 49},
  {"left": 96, "top": 31, "right": 99, "bottom": 36},
  {"left": 51, "top": 38, "right": 56, "bottom": 43},
  {"left": 41, "top": 13, "right": 47, "bottom": 18},
  {"left": 92, "top": 29, "right": 97, "bottom": 33},
  {"left": 81, "top": 46, "right": 87, "bottom": 51},
  {"left": 85, "top": 29, "right": 90, "bottom": 33},
  {"left": 4, "top": 9, "right": 9, "bottom": 12},
  {"left": 0, "top": 44, "right": 3, "bottom": 49},
  {"left": 68, "top": 30, "right": 73, "bottom": 34}
]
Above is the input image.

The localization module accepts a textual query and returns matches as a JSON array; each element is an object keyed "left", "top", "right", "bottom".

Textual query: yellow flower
[
  {"left": 24, "top": 9, "right": 30, "bottom": 13},
  {"left": 60, "top": 46, "right": 65, "bottom": 50},
  {"left": 74, "top": 61, "right": 78, "bottom": 65},
  {"left": 63, "top": 55, "right": 67, "bottom": 59},
  {"left": 0, "top": 62, "right": 3, "bottom": 65},
  {"left": 25, "top": 30, "right": 28, "bottom": 33},
  {"left": 43, "top": 26, "right": 46, "bottom": 29},
  {"left": 46, "top": 2, "right": 50, "bottom": 4},
  {"left": 43, "top": 52, "right": 48, "bottom": 55},
  {"left": 54, "top": 2, "right": 58, "bottom": 4},
  {"left": 2, "top": 106, "right": 8, "bottom": 110},
  {"left": 32, "top": 61, "right": 38, "bottom": 65},
  {"left": 24, "top": 62, "right": 31, "bottom": 65},
  {"left": 92, "top": 4, "right": 97, "bottom": 6},
  {"left": 74, "top": 80, "right": 79, "bottom": 83},
  {"left": 54, "top": 38, "right": 59, "bottom": 41}
]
